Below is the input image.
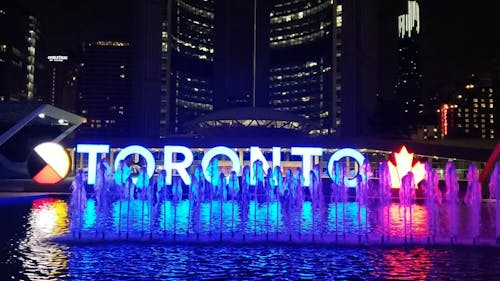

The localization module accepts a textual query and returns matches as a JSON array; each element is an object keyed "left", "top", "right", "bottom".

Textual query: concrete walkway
[
  {"left": 0, "top": 191, "right": 68, "bottom": 198},
  {"left": 0, "top": 178, "right": 73, "bottom": 193}
]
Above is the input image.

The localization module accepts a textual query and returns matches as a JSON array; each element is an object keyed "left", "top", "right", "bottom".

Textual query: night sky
[
  {"left": 420, "top": 1, "right": 499, "bottom": 92},
  {"left": 13, "top": 0, "right": 500, "bottom": 96}
]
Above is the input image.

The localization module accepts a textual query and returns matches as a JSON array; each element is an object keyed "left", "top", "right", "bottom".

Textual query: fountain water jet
[
  {"left": 465, "top": 163, "right": 481, "bottom": 244},
  {"left": 424, "top": 162, "right": 441, "bottom": 244},
  {"left": 273, "top": 165, "right": 282, "bottom": 238},
  {"left": 378, "top": 161, "right": 391, "bottom": 242},
  {"left": 489, "top": 162, "right": 500, "bottom": 243},
  {"left": 445, "top": 161, "right": 459, "bottom": 244},
  {"left": 400, "top": 172, "right": 416, "bottom": 243},
  {"left": 70, "top": 169, "right": 86, "bottom": 239},
  {"left": 357, "top": 159, "right": 371, "bottom": 242},
  {"left": 62, "top": 155, "right": 500, "bottom": 248}
]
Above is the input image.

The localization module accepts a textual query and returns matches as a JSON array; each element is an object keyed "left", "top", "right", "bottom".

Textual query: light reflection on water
[
  {"left": 16, "top": 198, "right": 71, "bottom": 280},
  {"left": 67, "top": 197, "right": 497, "bottom": 241},
  {"left": 1, "top": 196, "right": 500, "bottom": 280}
]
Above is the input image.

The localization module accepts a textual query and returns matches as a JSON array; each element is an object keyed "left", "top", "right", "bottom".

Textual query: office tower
[
  {"left": 163, "top": 0, "right": 215, "bottom": 134},
  {"left": 0, "top": 3, "right": 45, "bottom": 102},
  {"left": 492, "top": 57, "right": 500, "bottom": 137},
  {"left": 268, "top": 0, "right": 335, "bottom": 135},
  {"left": 130, "top": 0, "right": 163, "bottom": 139},
  {"left": 159, "top": 0, "right": 377, "bottom": 136},
  {"left": 444, "top": 75, "right": 495, "bottom": 139},
  {"left": 46, "top": 53, "right": 78, "bottom": 112},
  {"left": 268, "top": 0, "right": 376, "bottom": 136},
  {"left": 394, "top": 0, "right": 423, "bottom": 131},
  {"left": 78, "top": 41, "right": 131, "bottom": 137}
]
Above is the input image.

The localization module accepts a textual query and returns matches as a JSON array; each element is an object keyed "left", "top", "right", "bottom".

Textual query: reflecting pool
[{"left": 1, "top": 195, "right": 500, "bottom": 280}]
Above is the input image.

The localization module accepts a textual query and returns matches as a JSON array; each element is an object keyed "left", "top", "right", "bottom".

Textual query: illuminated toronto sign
[{"left": 77, "top": 144, "right": 367, "bottom": 187}]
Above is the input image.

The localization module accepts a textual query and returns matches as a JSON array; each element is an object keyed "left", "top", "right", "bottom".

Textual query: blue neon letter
[
  {"left": 291, "top": 147, "right": 323, "bottom": 186},
  {"left": 164, "top": 145, "right": 194, "bottom": 185},
  {"left": 114, "top": 145, "right": 155, "bottom": 184},
  {"left": 201, "top": 146, "right": 240, "bottom": 183},
  {"left": 76, "top": 144, "right": 110, "bottom": 184},
  {"left": 327, "top": 148, "right": 366, "bottom": 187}
]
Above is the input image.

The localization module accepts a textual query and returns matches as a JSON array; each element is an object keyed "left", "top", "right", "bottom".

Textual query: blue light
[
  {"left": 249, "top": 146, "right": 282, "bottom": 185},
  {"left": 201, "top": 146, "right": 240, "bottom": 183},
  {"left": 290, "top": 147, "right": 323, "bottom": 186},
  {"left": 327, "top": 148, "right": 366, "bottom": 187},
  {"left": 114, "top": 145, "right": 156, "bottom": 184},
  {"left": 164, "top": 145, "right": 194, "bottom": 185},
  {"left": 76, "top": 144, "right": 110, "bottom": 184}
]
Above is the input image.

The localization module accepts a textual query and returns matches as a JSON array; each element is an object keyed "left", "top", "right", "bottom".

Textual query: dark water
[{"left": 1, "top": 195, "right": 500, "bottom": 280}]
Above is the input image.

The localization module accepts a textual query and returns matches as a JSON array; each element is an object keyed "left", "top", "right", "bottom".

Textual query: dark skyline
[{"left": 11, "top": 0, "right": 500, "bottom": 95}]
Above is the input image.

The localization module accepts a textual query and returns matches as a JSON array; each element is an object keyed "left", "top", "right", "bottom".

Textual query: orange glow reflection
[{"left": 31, "top": 198, "right": 69, "bottom": 237}]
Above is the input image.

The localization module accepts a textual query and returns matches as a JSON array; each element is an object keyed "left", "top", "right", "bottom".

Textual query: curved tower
[
  {"left": 164, "top": 0, "right": 215, "bottom": 134},
  {"left": 269, "top": 0, "right": 336, "bottom": 135},
  {"left": 269, "top": 0, "right": 377, "bottom": 137}
]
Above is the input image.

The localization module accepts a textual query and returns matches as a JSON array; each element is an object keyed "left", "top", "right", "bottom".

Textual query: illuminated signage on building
[
  {"left": 77, "top": 144, "right": 367, "bottom": 187},
  {"left": 47, "top": 55, "right": 69, "bottom": 62},
  {"left": 398, "top": 0, "right": 420, "bottom": 38}
]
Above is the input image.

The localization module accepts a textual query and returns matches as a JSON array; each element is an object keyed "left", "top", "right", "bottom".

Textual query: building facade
[
  {"left": 78, "top": 41, "right": 132, "bottom": 137},
  {"left": 268, "top": 0, "right": 335, "bottom": 135},
  {"left": 0, "top": 3, "right": 46, "bottom": 102},
  {"left": 46, "top": 54, "right": 78, "bottom": 113},
  {"left": 155, "top": 0, "right": 377, "bottom": 136},
  {"left": 268, "top": 0, "right": 376, "bottom": 137},
  {"left": 163, "top": 0, "right": 215, "bottom": 134},
  {"left": 442, "top": 75, "right": 495, "bottom": 139},
  {"left": 394, "top": 0, "right": 423, "bottom": 132}
]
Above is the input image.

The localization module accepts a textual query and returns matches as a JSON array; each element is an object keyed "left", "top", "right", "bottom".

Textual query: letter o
[
  {"left": 327, "top": 148, "right": 366, "bottom": 188},
  {"left": 114, "top": 145, "right": 156, "bottom": 183},
  {"left": 201, "top": 146, "right": 240, "bottom": 183}
]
